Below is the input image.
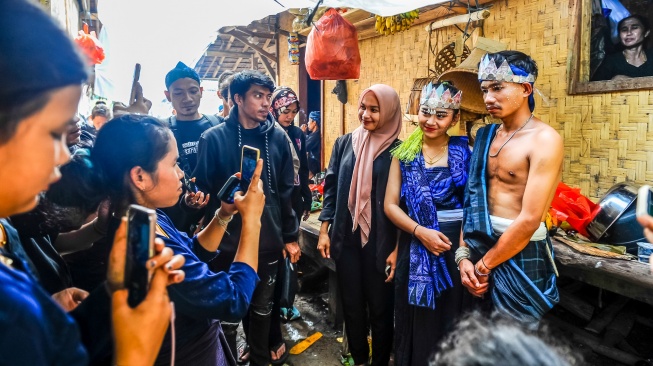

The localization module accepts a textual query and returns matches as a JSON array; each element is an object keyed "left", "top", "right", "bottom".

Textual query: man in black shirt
[{"left": 161, "top": 62, "right": 219, "bottom": 232}]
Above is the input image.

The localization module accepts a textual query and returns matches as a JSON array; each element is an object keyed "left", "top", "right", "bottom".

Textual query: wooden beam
[
  {"left": 259, "top": 52, "right": 275, "bottom": 79},
  {"left": 251, "top": 54, "right": 256, "bottom": 70},
  {"left": 234, "top": 26, "right": 275, "bottom": 39},
  {"left": 205, "top": 50, "right": 255, "bottom": 58},
  {"left": 211, "top": 57, "right": 225, "bottom": 79},
  {"left": 203, "top": 56, "right": 219, "bottom": 79},
  {"left": 226, "top": 31, "right": 276, "bottom": 62},
  {"left": 232, "top": 57, "right": 243, "bottom": 71},
  {"left": 553, "top": 239, "right": 653, "bottom": 305}
]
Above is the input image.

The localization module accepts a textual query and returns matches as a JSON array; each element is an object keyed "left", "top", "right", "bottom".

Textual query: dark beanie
[
  {"left": 165, "top": 62, "right": 200, "bottom": 89},
  {"left": 0, "top": 0, "right": 88, "bottom": 108}
]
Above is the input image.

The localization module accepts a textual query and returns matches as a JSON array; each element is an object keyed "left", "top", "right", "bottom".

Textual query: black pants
[
  {"left": 242, "top": 252, "right": 281, "bottom": 366},
  {"left": 209, "top": 251, "right": 281, "bottom": 366},
  {"left": 335, "top": 241, "right": 394, "bottom": 366}
]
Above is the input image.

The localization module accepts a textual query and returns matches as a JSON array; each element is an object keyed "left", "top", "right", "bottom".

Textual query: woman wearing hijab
[
  {"left": 317, "top": 84, "right": 401, "bottom": 366},
  {"left": 385, "top": 81, "right": 472, "bottom": 366}
]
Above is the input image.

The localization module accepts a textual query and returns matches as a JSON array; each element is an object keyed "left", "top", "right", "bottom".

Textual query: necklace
[
  {"left": 623, "top": 50, "right": 647, "bottom": 67},
  {"left": 489, "top": 114, "right": 533, "bottom": 158},
  {"left": 422, "top": 139, "right": 449, "bottom": 165}
]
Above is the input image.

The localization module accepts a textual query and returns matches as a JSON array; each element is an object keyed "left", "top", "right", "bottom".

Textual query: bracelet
[
  {"left": 412, "top": 224, "right": 420, "bottom": 236},
  {"left": 92, "top": 218, "right": 107, "bottom": 236},
  {"left": 474, "top": 265, "right": 490, "bottom": 277},
  {"left": 481, "top": 257, "right": 493, "bottom": 271},
  {"left": 215, "top": 208, "right": 233, "bottom": 228},
  {"left": 454, "top": 247, "right": 470, "bottom": 266}
]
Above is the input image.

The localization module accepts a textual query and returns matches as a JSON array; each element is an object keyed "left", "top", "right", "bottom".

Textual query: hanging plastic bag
[
  {"left": 305, "top": 8, "right": 361, "bottom": 80},
  {"left": 74, "top": 24, "right": 105, "bottom": 65},
  {"left": 550, "top": 182, "right": 598, "bottom": 237}
]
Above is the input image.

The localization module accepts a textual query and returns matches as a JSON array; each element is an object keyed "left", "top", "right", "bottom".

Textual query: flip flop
[
  {"left": 237, "top": 343, "right": 249, "bottom": 365},
  {"left": 270, "top": 342, "right": 289, "bottom": 365}
]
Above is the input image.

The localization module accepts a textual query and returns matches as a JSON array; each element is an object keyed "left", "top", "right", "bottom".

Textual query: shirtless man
[{"left": 456, "top": 50, "right": 563, "bottom": 324}]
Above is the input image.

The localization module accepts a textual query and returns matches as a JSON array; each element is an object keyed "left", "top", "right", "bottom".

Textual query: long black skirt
[{"left": 393, "top": 220, "right": 472, "bottom": 366}]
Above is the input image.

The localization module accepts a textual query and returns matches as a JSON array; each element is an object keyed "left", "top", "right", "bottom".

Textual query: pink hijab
[{"left": 348, "top": 84, "right": 402, "bottom": 246}]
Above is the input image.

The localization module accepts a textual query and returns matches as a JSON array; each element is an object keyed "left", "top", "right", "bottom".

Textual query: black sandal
[
  {"left": 270, "top": 342, "right": 289, "bottom": 365},
  {"left": 237, "top": 343, "right": 250, "bottom": 365}
]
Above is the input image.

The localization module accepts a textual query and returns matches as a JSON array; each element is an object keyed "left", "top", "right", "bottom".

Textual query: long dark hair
[{"left": 91, "top": 115, "right": 171, "bottom": 214}]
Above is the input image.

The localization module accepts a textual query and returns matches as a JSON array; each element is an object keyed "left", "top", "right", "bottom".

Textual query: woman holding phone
[
  {"left": 317, "top": 84, "right": 401, "bottom": 366},
  {"left": 92, "top": 115, "right": 265, "bottom": 365},
  {"left": 0, "top": 1, "right": 184, "bottom": 364}
]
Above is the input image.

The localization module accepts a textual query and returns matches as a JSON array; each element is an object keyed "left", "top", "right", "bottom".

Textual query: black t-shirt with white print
[{"left": 170, "top": 115, "right": 216, "bottom": 175}]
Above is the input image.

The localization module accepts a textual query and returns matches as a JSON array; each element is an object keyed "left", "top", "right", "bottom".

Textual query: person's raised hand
[
  {"left": 52, "top": 287, "right": 89, "bottom": 312},
  {"left": 233, "top": 159, "right": 265, "bottom": 224},
  {"left": 415, "top": 226, "right": 452, "bottom": 256},
  {"left": 113, "top": 81, "right": 152, "bottom": 117},
  {"left": 108, "top": 218, "right": 186, "bottom": 365},
  {"left": 106, "top": 217, "right": 185, "bottom": 293}
]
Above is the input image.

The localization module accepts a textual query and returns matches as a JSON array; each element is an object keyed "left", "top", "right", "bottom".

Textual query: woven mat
[{"left": 554, "top": 235, "right": 637, "bottom": 261}]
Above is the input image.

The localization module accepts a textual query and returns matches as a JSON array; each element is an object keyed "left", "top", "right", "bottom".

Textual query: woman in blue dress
[
  {"left": 92, "top": 115, "right": 265, "bottom": 365},
  {"left": 384, "top": 82, "right": 472, "bottom": 366}
]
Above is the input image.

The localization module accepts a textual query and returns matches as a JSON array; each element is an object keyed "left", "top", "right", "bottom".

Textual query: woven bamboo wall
[{"left": 278, "top": 0, "right": 653, "bottom": 200}]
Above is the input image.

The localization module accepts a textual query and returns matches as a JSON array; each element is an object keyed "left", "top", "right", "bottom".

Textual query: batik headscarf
[
  {"left": 270, "top": 87, "right": 300, "bottom": 122},
  {"left": 348, "top": 84, "right": 402, "bottom": 246}
]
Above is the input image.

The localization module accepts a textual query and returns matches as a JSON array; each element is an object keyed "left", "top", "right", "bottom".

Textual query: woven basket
[
  {"left": 433, "top": 42, "right": 471, "bottom": 78},
  {"left": 439, "top": 37, "right": 507, "bottom": 115}
]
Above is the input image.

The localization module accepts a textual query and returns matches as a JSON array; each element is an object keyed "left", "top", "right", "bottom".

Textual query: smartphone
[
  {"left": 129, "top": 63, "right": 141, "bottom": 103},
  {"left": 240, "top": 145, "right": 260, "bottom": 191},
  {"left": 385, "top": 265, "right": 391, "bottom": 278},
  {"left": 182, "top": 172, "right": 198, "bottom": 193},
  {"left": 637, "top": 185, "right": 653, "bottom": 218},
  {"left": 217, "top": 174, "right": 241, "bottom": 204},
  {"left": 125, "top": 204, "right": 155, "bottom": 308}
]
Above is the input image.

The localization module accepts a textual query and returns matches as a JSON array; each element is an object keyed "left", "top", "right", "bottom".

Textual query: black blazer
[{"left": 318, "top": 133, "right": 398, "bottom": 274}]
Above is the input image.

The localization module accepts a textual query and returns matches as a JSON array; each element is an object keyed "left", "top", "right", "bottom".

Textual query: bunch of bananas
[{"left": 374, "top": 10, "right": 419, "bottom": 35}]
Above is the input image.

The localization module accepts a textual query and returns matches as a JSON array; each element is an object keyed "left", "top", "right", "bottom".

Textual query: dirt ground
[{"left": 237, "top": 293, "right": 345, "bottom": 366}]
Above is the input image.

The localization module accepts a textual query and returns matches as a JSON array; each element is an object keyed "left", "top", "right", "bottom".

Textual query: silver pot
[{"left": 586, "top": 183, "right": 641, "bottom": 249}]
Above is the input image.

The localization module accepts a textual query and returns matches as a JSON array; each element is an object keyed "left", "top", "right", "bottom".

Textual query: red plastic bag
[
  {"left": 550, "top": 182, "right": 597, "bottom": 237},
  {"left": 305, "top": 8, "right": 361, "bottom": 80},
  {"left": 74, "top": 24, "right": 105, "bottom": 65}
]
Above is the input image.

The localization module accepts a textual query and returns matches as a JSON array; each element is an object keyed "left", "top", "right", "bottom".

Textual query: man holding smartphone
[{"left": 194, "top": 70, "right": 298, "bottom": 366}]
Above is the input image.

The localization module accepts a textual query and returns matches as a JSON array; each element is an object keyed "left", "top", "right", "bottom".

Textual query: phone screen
[
  {"left": 240, "top": 145, "right": 260, "bottom": 191},
  {"left": 218, "top": 175, "right": 241, "bottom": 204},
  {"left": 126, "top": 205, "right": 155, "bottom": 308}
]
